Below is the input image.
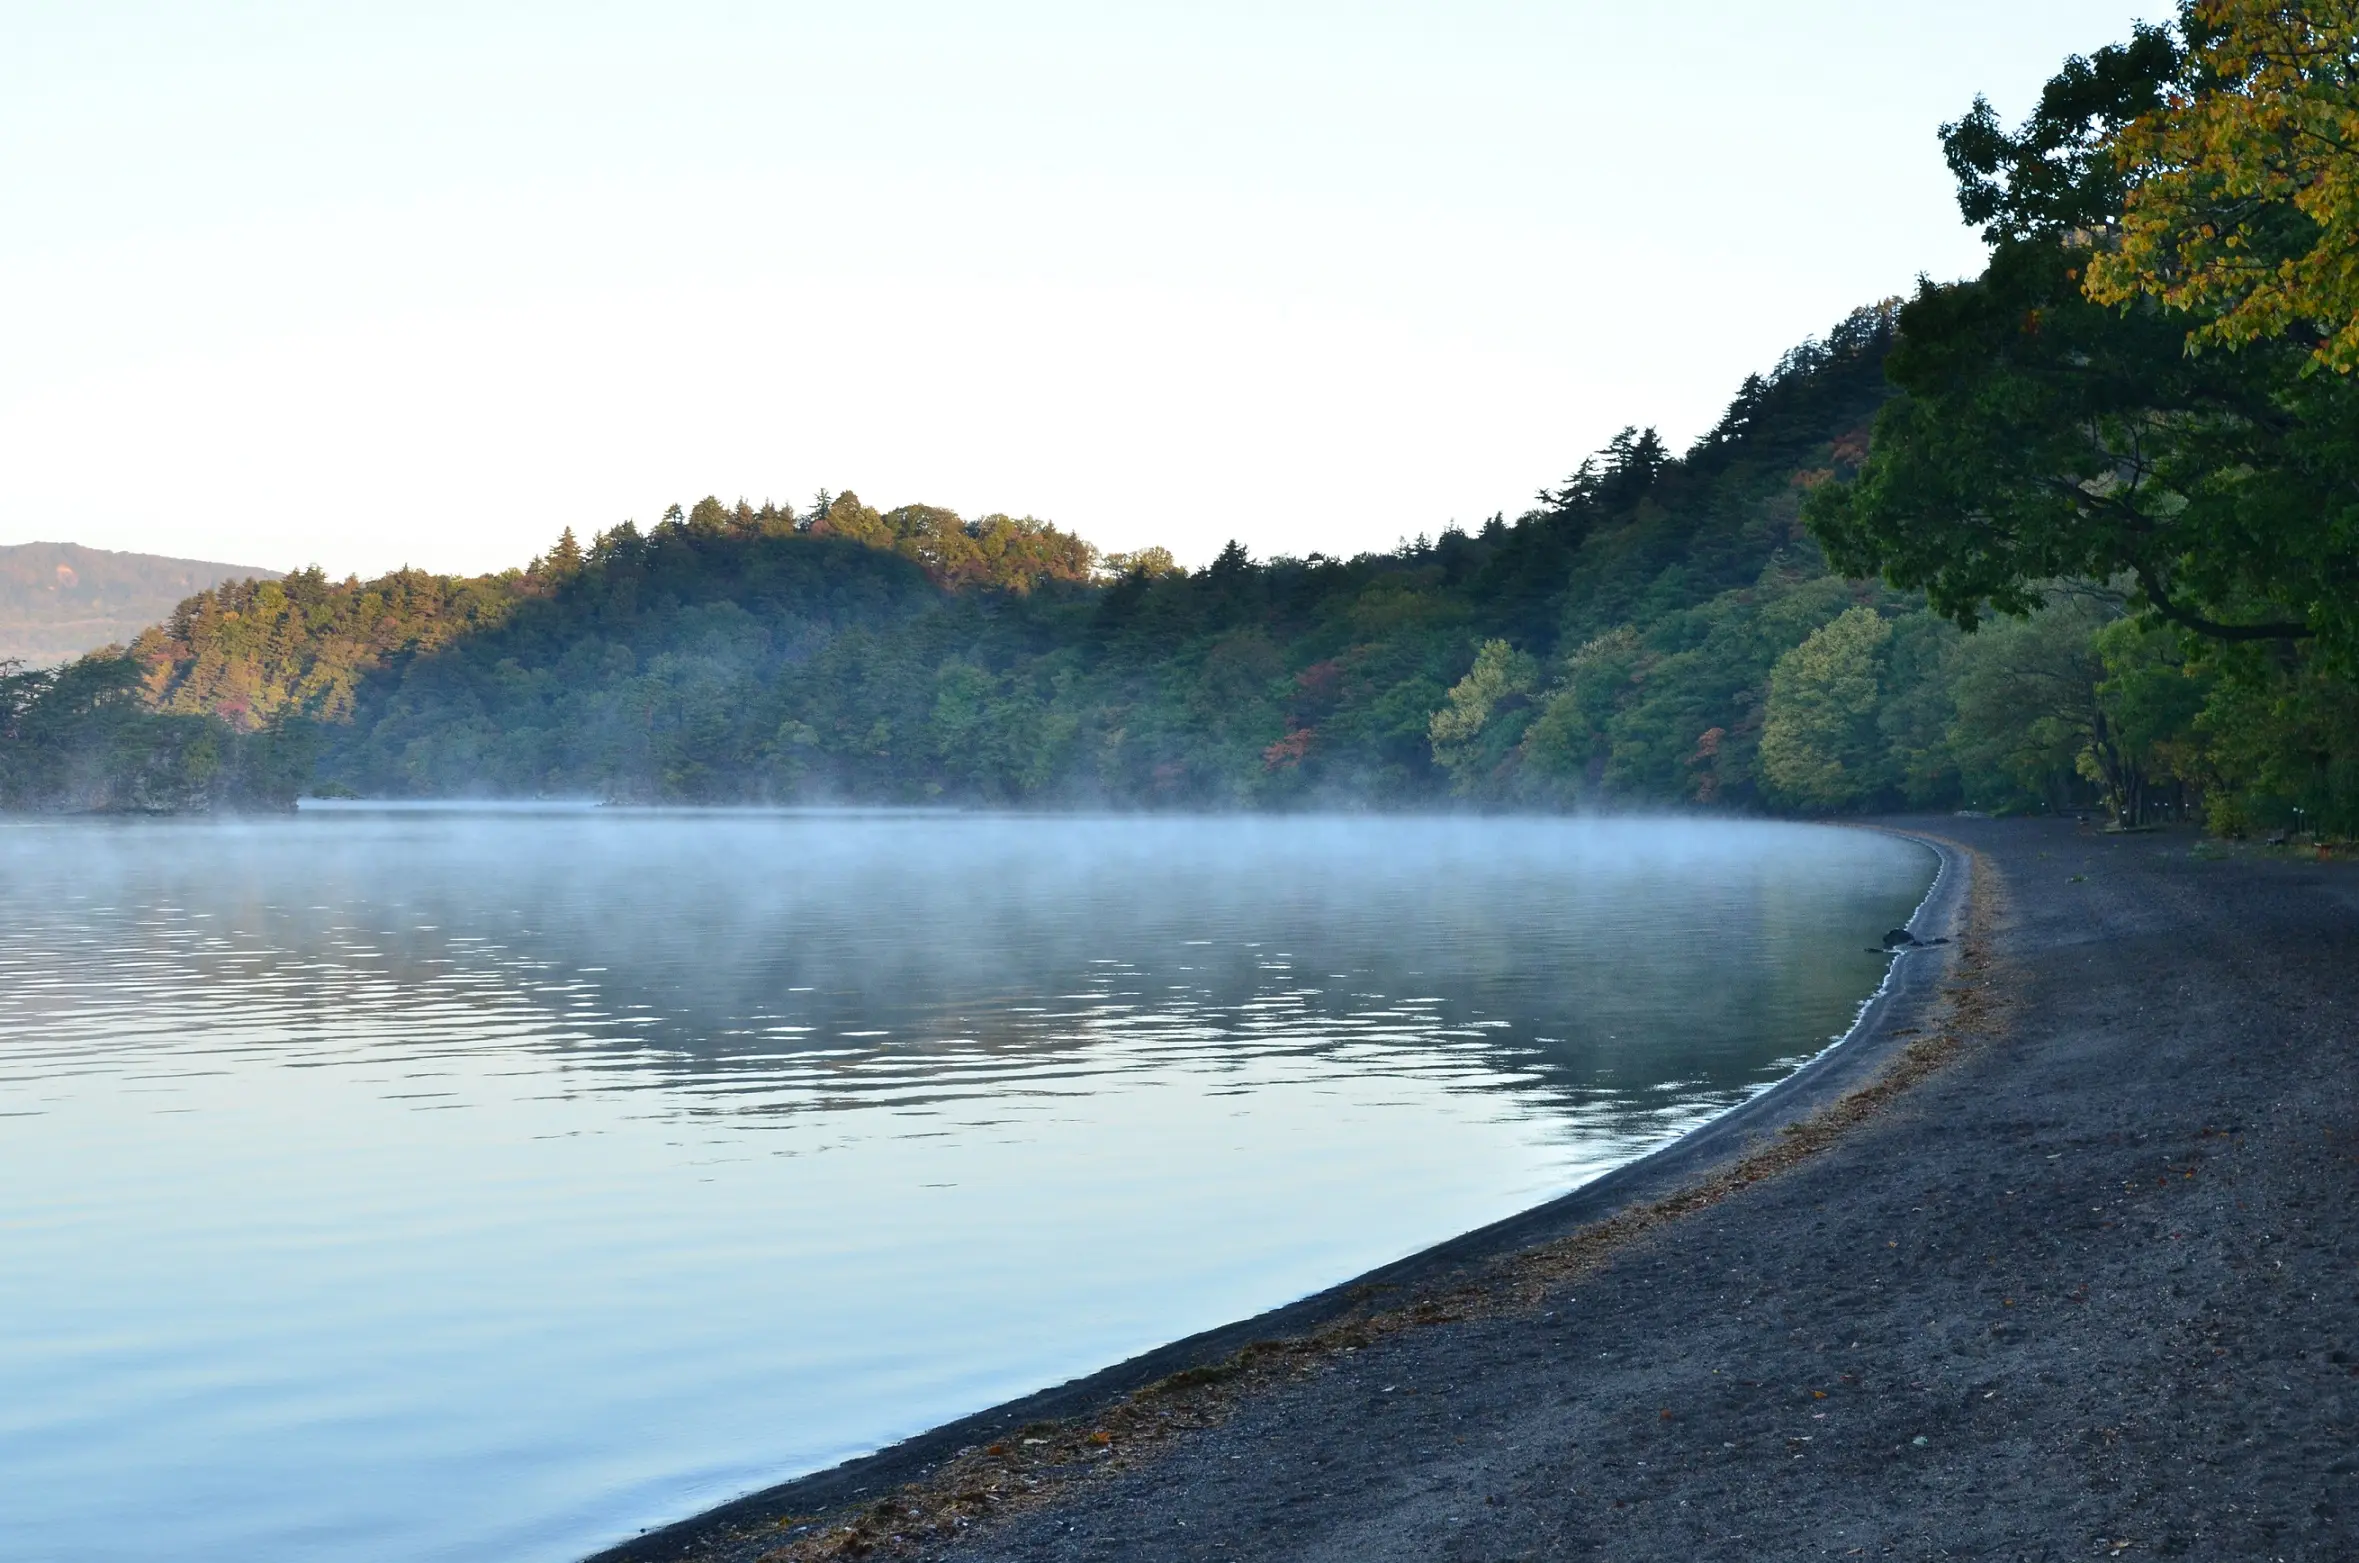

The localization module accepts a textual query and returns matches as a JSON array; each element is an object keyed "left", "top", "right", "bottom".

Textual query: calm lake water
[{"left": 0, "top": 810, "right": 1931, "bottom": 1562}]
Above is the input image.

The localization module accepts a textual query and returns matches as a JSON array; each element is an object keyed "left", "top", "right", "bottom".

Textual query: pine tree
[{"left": 548, "top": 527, "right": 583, "bottom": 576}]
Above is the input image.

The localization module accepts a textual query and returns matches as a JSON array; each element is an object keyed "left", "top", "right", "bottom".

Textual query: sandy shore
[{"left": 596, "top": 817, "right": 2356, "bottom": 1562}]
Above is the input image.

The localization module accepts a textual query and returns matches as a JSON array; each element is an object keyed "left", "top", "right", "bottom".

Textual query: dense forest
[
  {"left": 6, "top": 3, "right": 2354, "bottom": 834},
  {"left": 0, "top": 653, "right": 311, "bottom": 813},
  {"left": 22, "top": 310, "right": 1931, "bottom": 813}
]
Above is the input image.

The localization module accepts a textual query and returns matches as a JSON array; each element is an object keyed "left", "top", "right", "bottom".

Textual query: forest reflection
[
  {"left": 0, "top": 808, "right": 1931, "bottom": 1563},
  {"left": 8, "top": 808, "right": 1928, "bottom": 1141}
]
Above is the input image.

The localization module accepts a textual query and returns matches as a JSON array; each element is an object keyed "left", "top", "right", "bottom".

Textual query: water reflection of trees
[{"left": 4, "top": 815, "right": 1932, "bottom": 1129}]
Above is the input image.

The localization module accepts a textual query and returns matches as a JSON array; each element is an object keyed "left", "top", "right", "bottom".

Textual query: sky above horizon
[{"left": 2, "top": 2, "right": 2160, "bottom": 578}]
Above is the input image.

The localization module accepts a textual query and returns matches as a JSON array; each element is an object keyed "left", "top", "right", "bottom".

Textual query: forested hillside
[
  {"left": 97, "top": 308, "right": 1913, "bottom": 810},
  {"left": 8, "top": 281, "right": 2342, "bottom": 832},
  {"left": 10, "top": 6, "right": 2355, "bottom": 831}
]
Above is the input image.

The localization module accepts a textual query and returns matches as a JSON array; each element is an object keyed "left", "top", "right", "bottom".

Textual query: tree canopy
[
  {"left": 1808, "top": 3, "right": 2359, "bottom": 665},
  {"left": 2087, "top": 0, "right": 2359, "bottom": 372}
]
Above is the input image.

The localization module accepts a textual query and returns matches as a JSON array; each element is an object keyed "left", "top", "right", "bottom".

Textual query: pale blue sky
[{"left": 2, "top": 2, "right": 2158, "bottom": 575}]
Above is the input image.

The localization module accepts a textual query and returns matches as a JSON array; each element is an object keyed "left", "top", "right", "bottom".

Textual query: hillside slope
[
  {"left": 26, "top": 297, "right": 2320, "bottom": 828},
  {"left": 0, "top": 543, "right": 278, "bottom": 666},
  {"left": 116, "top": 305, "right": 1907, "bottom": 809}
]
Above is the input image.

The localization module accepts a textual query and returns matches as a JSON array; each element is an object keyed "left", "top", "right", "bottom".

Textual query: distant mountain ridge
[{"left": 0, "top": 543, "right": 279, "bottom": 666}]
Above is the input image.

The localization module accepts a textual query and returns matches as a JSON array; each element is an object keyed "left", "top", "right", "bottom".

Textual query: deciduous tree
[{"left": 2087, "top": 1, "right": 2359, "bottom": 372}]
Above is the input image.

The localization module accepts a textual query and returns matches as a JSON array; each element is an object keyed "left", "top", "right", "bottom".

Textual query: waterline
[{"left": 0, "top": 812, "right": 1931, "bottom": 1562}]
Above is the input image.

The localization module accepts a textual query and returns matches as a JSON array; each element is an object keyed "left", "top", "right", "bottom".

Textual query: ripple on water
[{"left": 0, "top": 811, "right": 1931, "bottom": 1563}]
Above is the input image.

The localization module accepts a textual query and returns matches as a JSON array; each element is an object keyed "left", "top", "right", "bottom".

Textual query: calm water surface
[{"left": 0, "top": 810, "right": 1931, "bottom": 1562}]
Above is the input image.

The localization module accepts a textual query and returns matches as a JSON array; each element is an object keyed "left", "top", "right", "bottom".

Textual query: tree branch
[{"left": 2129, "top": 562, "right": 2310, "bottom": 641}]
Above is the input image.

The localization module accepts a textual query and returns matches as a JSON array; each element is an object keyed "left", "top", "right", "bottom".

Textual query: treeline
[
  {"left": 90, "top": 306, "right": 1910, "bottom": 811},
  {"left": 4, "top": 309, "right": 2349, "bottom": 830},
  {"left": 10, "top": 4, "right": 2357, "bottom": 830},
  {"left": 1438, "top": 583, "right": 2347, "bottom": 833},
  {"left": 1801, "top": 2, "right": 2359, "bottom": 836}
]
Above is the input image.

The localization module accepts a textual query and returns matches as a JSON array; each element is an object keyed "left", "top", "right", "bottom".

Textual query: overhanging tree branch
[{"left": 2129, "top": 562, "right": 2311, "bottom": 641}]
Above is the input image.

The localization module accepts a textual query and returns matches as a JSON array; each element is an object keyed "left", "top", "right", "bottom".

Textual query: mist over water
[{"left": 0, "top": 810, "right": 1931, "bottom": 1563}]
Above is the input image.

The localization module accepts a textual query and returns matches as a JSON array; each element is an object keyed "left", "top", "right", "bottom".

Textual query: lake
[{"left": 0, "top": 809, "right": 1932, "bottom": 1562}]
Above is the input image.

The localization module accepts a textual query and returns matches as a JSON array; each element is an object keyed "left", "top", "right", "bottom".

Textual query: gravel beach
[{"left": 601, "top": 817, "right": 2356, "bottom": 1563}]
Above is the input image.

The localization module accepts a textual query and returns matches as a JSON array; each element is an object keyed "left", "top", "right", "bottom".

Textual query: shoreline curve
[{"left": 586, "top": 825, "right": 1969, "bottom": 1563}]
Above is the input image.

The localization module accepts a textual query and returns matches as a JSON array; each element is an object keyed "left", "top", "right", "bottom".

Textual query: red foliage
[
  {"left": 1687, "top": 726, "right": 1726, "bottom": 804},
  {"left": 1262, "top": 727, "right": 1315, "bottom": 770},
  {"left": 1294, "top": 659, "right": 1344, "bottom": 701}
]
